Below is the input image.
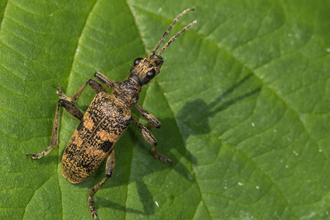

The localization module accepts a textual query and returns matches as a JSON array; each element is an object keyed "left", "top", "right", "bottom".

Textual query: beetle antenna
[
  {"left": 150, "top": 8, "right": 197, "bottom": 57},
  {"left": 157, "top": 20, "right": 197, "bottom": 56}
]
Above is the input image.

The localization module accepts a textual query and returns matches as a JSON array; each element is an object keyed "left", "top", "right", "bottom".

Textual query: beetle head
[
  {"left": 130, "top": 55, "right": 163, "bottom": 86},
  {"left": 129, "top": 8, "right": 197, "bottom": 86}
]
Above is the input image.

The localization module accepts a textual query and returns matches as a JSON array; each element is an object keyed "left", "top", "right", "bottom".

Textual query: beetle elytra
[{"left": 27, "top": 8, "right": 197, "bottom": 220}]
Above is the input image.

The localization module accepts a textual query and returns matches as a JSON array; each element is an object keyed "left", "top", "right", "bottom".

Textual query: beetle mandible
[{"left": 26, "top": 8, "right": 197, "bottom": 220}]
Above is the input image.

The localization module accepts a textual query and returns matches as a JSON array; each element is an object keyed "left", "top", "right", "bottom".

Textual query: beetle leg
[
  {"left": 88, "top": 148, "right": 116, "bottom": 220},
  {"left": 134, "top": 104, "right": 161, "bottom": 129},
  {"left": 26, "top": 100, "right": 83, "bottom": 159},
  {"left": 94, "top": 72, "right": 117, "bottom": 90},
  {"left": 57, "top": 79, "right": 107, "bottom": 103},
  {"left": 131, "top": 118, "right": 172, "bottom": 165}
]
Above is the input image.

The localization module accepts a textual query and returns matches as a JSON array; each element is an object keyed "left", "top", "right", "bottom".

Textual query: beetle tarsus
[
  {"left": 89, "top": 196, "right": 98, "bottom": 220},
  {"left": 56, "top": 85, "right": 73, "bottom": 102},
  {"left": 151, "top": 147, "right": 173, "bottom": 165},
  {"left": 26, "top": 145, "right": 55, "bottom": 159}
]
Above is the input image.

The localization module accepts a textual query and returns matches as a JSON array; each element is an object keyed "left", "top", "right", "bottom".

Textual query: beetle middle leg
[
  {"left": 131, "top": 118, "right": 172, "bottom": 165},
  {"left": 26, "top": 80, "right": 105, "bottom": 160},
  {"left": 134, "top": 104, "right": 161, "bottom": 129},
  {"left": 88, "top": 147, "right": 116, "bottom": 220},
  {"left": 26, "top": 99, "right": 83, "bottom": 159}
]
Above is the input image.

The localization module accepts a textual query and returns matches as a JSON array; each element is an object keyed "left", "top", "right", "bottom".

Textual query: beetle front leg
[
  {"left": 134, "top": 104, "right": 161, "bottom": 129},
  {"left": 57, "top": 79, "right": 107, "bottom": 103},
  {"left": 94, "top": 72, "right": 117, "bottom": 90},
  {"left": 88, "top": 148, "right": 116, "bottom": 220},
  {"left": 131, "top": 118, "right": 172, "bottom": 165},
  {"left": 26, "top": 100, "right": 83, "bottom": 159}
]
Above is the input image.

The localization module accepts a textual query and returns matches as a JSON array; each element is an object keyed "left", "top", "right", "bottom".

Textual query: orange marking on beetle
[
  {"left": 84, "top": 145, "right": 95, "bottom": 156},
  {"left": 84, "top": 145, "right": 107, "bottom": 160},
  {"left": 71, "top": 130, "right": 83, "bottom": 147},
  {"left": 96, "top": 130, "right": 109, "bottom": 141},
  {"left": 84, "top": 114, "right": 94, "bottom": 130},
  {"left": 108, "top": 132, "right": 121, "bottom": 142},
  {"left": 96, "top": 129, "right": 120, "bottom": 142}
]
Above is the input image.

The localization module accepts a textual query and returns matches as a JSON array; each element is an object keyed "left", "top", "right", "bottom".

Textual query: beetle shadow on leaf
[
  {"left": 175, "top": 73, "right": 261, "bottom": 161},
  {"left": 95, "top": 199, "right": 146, "bottom": 216},
  {"left": 88, "top": 179, "right": 155, "bottom": 215},
  {"left": 177, "top": 73, "right": 260, "bottom": 126}
]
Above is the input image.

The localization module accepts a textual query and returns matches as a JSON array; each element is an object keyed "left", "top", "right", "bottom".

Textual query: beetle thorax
[{"left": 112, "top": 78, "right": 141, "bottom": 108}]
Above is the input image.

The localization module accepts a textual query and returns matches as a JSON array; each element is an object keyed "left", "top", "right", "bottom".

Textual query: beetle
[{"left": 26, "top": 8, "right": 197, "bottom": 220}]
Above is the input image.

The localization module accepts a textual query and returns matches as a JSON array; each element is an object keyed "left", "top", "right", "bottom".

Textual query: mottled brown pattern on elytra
[
  {"left": 61, "top": 90, "right": 132, "bottom": 183},
  {"left": 62, "top": 141, "right": 108, "bottom": 183}
]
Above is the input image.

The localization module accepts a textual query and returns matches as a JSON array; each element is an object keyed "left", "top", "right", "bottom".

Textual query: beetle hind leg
[{"left": 88, "top": 148, "right": 116, "bottom": 220}]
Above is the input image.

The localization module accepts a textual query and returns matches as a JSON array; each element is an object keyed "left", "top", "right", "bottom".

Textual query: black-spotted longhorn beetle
[{"left": 27, "top": 8, "right": 197, "bottom": 220}]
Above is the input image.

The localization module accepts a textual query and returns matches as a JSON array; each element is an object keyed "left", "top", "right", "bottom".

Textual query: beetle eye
[
  {"left": 134, "top": 58, "right": 143, "bottom": 66},
  {"left": 146, "top": 69, "right": 156, "bottom": 79}
]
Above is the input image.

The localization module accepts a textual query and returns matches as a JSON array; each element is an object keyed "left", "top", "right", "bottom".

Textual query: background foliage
[{"left": 1, "top": 0, "right": 330, "bottom": 219}]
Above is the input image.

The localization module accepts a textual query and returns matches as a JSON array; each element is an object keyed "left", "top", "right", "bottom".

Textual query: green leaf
[{"left": 1, "top": 0, "right": 330, "bottom": 219}]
